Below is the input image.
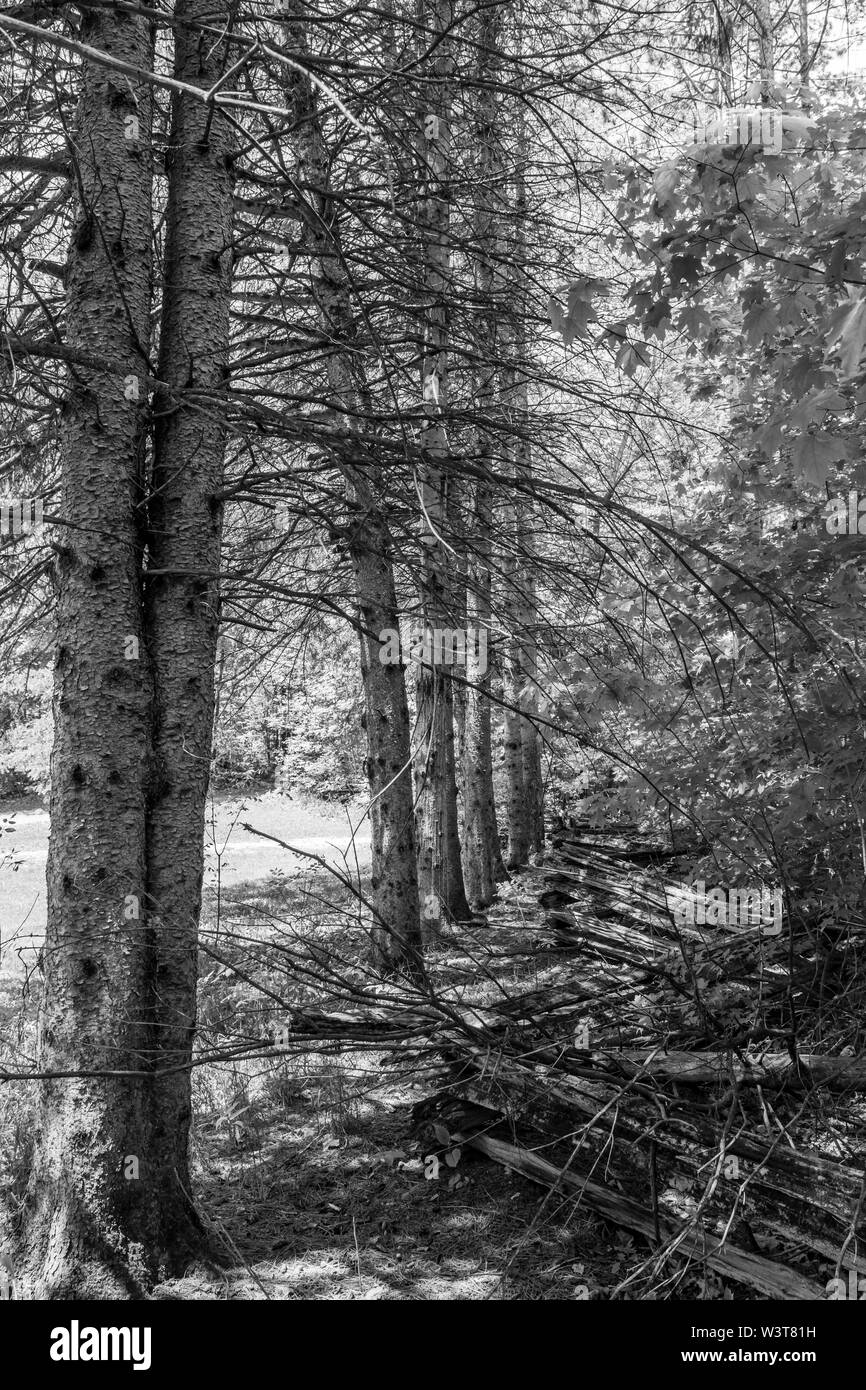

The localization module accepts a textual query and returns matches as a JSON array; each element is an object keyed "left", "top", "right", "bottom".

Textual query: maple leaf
[
  {"left": 676, "top": 303, "right": 714, "bottom": 340},
  {"left": 548, "top": 277, "right": 609, "bottom": 347},
  {"left": 750, "top": 419, "right": 786, "bottom": 457},
  {"left": 743, "top": 301, "right": 778, "bottom": 345},
  {"left": 786, "top": 388, "right": 849, "bottom": 430},
  {"left": 773, "top": 291, "right": 810, "bottom": 330},
  {"left": 781, "top": 113, "right": 819, "bottom": 143},
  {"left": 790, "top": 433, "right": 850, "bottom": 486},
  {"left": 829, "top": 292, "right": 866, "bottom": 378},
  {"left": 653, "top": 162, "right": 680, "bottom": 213},
  {"left": 786, "top": 355, "right": 830, "bottom": 396},
  {"left": 728, "top": 224, "right": 756, "bottom": 252},
  {"left": 669, "top": 254, "right": 702, "bottom": 294},
  {"left": 733, "top": 171, "right": 763, "bottom": 203},
  {"left": 644, "top": 297, "right": 672, "bottom": 337},
  {"left": 548, "top": 296, "right": 566, "bottom": 337},
  {"left": 825, "top": 239, "right": 848, "bottom": 286},
  {"left": 601, "top": 324, "right": 649, "bottom": 376}
]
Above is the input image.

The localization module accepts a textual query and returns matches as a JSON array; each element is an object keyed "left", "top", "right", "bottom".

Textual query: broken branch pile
[
  {"left": 410, "top": 830, "right": 866, "bottom": 1298},
  {"left": 215, "top": 827, "right": 866, "bottom": 1298}
]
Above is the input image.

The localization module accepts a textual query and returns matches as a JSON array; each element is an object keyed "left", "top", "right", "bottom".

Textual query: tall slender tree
[
  {"left": 283, "top": 1, "right": 423, "bottom": 975},
  {"left": 512, "top": 133, "right": 544, "bottom": 858},
  {"left": 413, "top": 0, "right": 470, "bottom": 929},
  {"left": 461, "top": 0, "right": 507, "bottom": 905}
]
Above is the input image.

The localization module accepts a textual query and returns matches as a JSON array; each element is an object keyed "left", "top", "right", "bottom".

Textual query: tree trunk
[
  {"left": 519, "top": 572, "right": 545, "bottom": 856},
  {"left": 18, "top": 7, "right": 188, "bottom": 1298},
  {"left": 353, "top": 513, "right": 425, "bottom": 974},
  {"left": 284, "top": 4, "right": 423, "bottom": 976},
  {"left": 501, "top": 97, "right": 543, "bottom": 867},
  {"left": 463, "top": 483, "right": 507, "bottom": 900},
  {"left": 461, "top": 1, "right": 506, "bottom": 907},
  {"left": 499, "top": 321, "right": 531, "bottom": 866},
  {"left": 413, "top": 0, "right": 469, "bottom": 930},
  {"left": 717, "top": 4, "right": 735, "bottom": 106},
  {"left": 144, "top": 0, "right": 235, "bottom": 1248},
  {"left": 514, "top": 354, "right": 544, "bottom": 856},
  {"left": 755, "top": 0, "right": 775, "bottom": 103},
  {"left": 501, "top": 632, "right": 530, "bottom": 867},
  {"left": 798, "top": 0, "right": 810, "bottom": 94}
]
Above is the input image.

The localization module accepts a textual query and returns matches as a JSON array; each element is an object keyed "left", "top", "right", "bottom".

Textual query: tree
[
  {"left": 283, "top": 0, "right": 423, "bottom": 975},
  {"left": 18, "top": 0, "right": 233, "bottom": 1296},
  {"left": 411, "top": 0, "right": 471, "bottom": 931},
  {"left": 143, "top": 0, "right": 235, "bottom": 1265},
  {"left": 461, "top": 0, "right": 508, "bottom": 906}
]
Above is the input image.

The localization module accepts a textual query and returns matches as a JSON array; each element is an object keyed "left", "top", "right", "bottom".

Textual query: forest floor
[
  {"left": 1, "top": 790, "right": 617, "bottom": 1299},
  {"left": 155, "top": 860, "right": 637, "bottom": 1302},
  {"left": 0, "top": 790, "right": 797, "bottom": 1299}
]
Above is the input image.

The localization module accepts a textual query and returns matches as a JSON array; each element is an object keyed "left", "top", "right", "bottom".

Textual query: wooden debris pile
[
  {"left": 411, "top": 829, "right": 866, "bottom": 1299},
  {"left": 229, "top": 825, "right": 866, "bottom": 1297}
]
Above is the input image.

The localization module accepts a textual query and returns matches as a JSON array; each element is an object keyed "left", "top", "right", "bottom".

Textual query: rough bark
[
  {"left": 451, "top": 535, "right": 469, "bottom": 783},
  {"left": 462, "top": 482, "right": 505, "bottom": 904},
  {"left": 513, "top": 116, "right": 544, "bottom": 857},
  {"left": 284, "top": 4, "right": 423, "bottom": 975},
  {"left": 413, "top": 0, "right": 470, "bottom": 930},
  {"left": 501, "top": 630, "right": 530, "bottom": 867},
  {"left": 755, "top": 0, "right": 775, "bottom": 102},
  {"left": 716, "top": 4, "right": 735, "bottom": 106},
  {"left": 461, "top": 4, "right": 507, "bottom": 907},
  {"left": 798, "top": 0, "right": 810, "bottom": 93},
  {"left": 515, "top": 472, "right": 544, "bottom": 857},
  {"left": 142, "top": 0, "right": 235, "bottom": 1255},
  {"left": 18, "top": 7, "right": 177, "bottom": 1298},
  {"left": 501, "top": 102, "right": 543, "bottom": 867}
]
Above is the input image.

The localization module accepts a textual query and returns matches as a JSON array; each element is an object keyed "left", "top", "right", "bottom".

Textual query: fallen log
[
  {"left": 554, "top": 837, "right": 680, "bottom": 865},
  {"left": 468, "top": 1133, "right": 824, "bottom": 1300},
  {"left": 454, "top": 1048, "right": 866, "bottom": 1240},
  {"left": 605, "top": 1049, "right": 866, "bottom": 1091}
]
